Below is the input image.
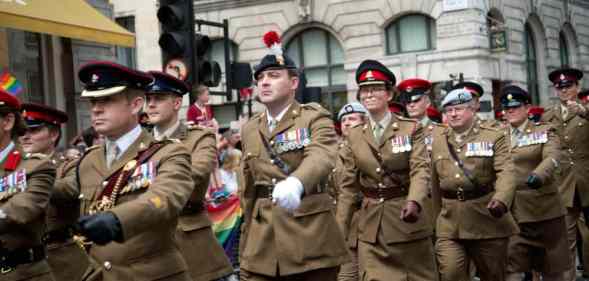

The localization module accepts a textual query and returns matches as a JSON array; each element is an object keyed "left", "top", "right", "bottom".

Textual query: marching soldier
[
  {"left": 58, "top": 61, "right": 194, "bottom": 280},
  {"left": 541, "top": 67, "right": 589, "bottom": 281},
  {"left": 19, "top": 103, "right": 90, "bottom": 280},
  {"left": 0, "top": 89, "right": 56, "bottom": 280},
  {"left": 430, "top": 89, "right": 518, "bottom": 281},
  {"left": 498, "top": 85, "right": 569, "bottom": 281},
  {"left": 336, "top": 60, "right": 438, "bottom": 281},
  {"left": 334, "top": 102, "right": 367, "bottom": 281},
  {"left": 398, "top": 78, "right": 440, "bottom": 228},
  {"left": 145, "top": 71, "right": 233, "bottom": 281},
  {"left": 239, "top": 31, "right": 349, "bottom": 281}
]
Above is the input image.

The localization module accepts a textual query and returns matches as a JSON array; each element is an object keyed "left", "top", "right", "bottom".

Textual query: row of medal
[
  {"left": 515, "top": 131, "right": 548, "bottom": 148},
  {"left": 120, "top": 161, "right": 157, "bottom": 195},
  {"left": 465, "top": 142, "right": 494, "bottom": 157},
  {"left": 275, "top": 128, "right": 311, "bottom": 154},
  {"left": 391, "top": 135, "right": 412, "bottom": 154},
  {"left": 0, "top": 169, "right": 27, "bottom": 200}
]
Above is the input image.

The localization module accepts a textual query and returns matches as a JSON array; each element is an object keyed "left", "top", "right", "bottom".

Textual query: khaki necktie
[
  {"left": 511, "top": 128, "right": 521, "bottom": 148},
  {"left": 268, "top": 119, "right": 278, "bottom": 133},
  {"left": 562, "top": 106, "right": 569, "bottom": 120},
  {"left": 373, "top": 123, "right": 384, "bottom": 143},
  {"left": 105, "top": 141, "right": 119, "bottom": 169}
]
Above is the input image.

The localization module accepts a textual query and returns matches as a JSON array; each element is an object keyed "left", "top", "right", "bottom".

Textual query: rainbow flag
[
  {"left": 207, "top": 193, "right": 242, "bottom": 264},
  {"left": 0, "top": 70, "right": 24, "bottom": 95}
]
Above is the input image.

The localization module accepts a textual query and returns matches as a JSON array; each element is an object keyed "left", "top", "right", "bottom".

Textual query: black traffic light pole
[{"left": 195, "top": 19, "right": 241, "bottom": 119}]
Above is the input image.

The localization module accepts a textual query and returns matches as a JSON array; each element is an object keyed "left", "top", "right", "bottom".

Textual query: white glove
[{"left": 272, "top": 176, "right": 304, "bottom": 212}]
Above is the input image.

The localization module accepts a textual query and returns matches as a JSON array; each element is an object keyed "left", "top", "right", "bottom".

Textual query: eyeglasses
[
  {"left": 443, "top": 105, "right": 470, "bottom": 114},
  {"left": 359, "top": 86, "right": 388, "bottom": 99}
]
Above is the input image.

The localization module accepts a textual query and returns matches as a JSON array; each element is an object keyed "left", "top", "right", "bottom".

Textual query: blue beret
[
  {"left": 441, "top": 89, "right": 473, "bottom": 108},
  {"left": 337, "top": 102, "right": 367, "bottom": 121}
]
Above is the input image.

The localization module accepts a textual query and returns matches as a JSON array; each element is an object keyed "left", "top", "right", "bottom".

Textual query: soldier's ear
[{"left": 290, "top": 76, "right": 299, "bottom": 91}]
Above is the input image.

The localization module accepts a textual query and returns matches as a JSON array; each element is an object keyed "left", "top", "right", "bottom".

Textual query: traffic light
[
  {"left": 157, "top": 0, "right": 195, "bottom": 85},
  {"left": 194, "top": 34, "right": 222, "bottom": 87}
]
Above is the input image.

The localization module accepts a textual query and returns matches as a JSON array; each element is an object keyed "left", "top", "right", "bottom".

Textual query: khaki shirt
[
  {"left": 506, "top": 121, "right": 565, "bottom": 223},
  {"left": 239, "top": 102, "right": 348, "bottom": 276},
  {"left": 336, "top": 114, "right": 432, "bottom": 245},
  {"left": 0, "top": 146, "right": 56, "bottom": 280},
  {"left": 543, "top": 103, "right": 589, "bottom": 208},
  {"left": 431, "top": 119, "right": 519, "bottom": 239}
]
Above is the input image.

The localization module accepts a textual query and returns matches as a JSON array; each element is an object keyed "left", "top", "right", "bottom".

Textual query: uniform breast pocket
[{"left": 433, "top": 155, "right": 453, "bottom": 178}]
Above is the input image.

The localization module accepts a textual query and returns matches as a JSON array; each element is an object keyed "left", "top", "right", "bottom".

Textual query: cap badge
[
  {"left": 560, "top": 74, "right": 566, "bottom": 81},
  {"left": 366, "top": 70, "right": 374, "bottom": 80},
  {"left": 91, "top": 74, "right": 99, "bottom": 83},
  {"left": 406, "top": 87, "right": 413, "bottom": 93},
  {"left": 507, "top": 94, "right": 513, "bottom": 100}
]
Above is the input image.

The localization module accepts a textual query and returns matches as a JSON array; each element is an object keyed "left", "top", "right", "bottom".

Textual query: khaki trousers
[
  {"left": 565, "top": 207, "right": 584, "bottom": 281},
  {"left": 337, "top": 248, "right": 359, "bottom": 281},
  {"left": 436, "top": 237, "right": 508, "bottom": 281}
]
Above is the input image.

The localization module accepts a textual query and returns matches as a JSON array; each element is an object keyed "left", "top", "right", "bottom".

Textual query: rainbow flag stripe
[
  {"left": 0, "top": 71, "right": 23, "bottom": 95},
  {"left": 207, "top": 194, "right": 242, "bottom": 262}
]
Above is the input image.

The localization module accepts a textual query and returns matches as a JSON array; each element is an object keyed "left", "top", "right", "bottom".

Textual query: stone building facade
[{"left": 113, "top": 0, "right": 589, "bottom": 122}]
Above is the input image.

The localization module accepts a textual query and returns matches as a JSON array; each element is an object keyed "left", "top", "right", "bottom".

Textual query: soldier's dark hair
[
  {"left": 45, "top": 124, "right": 62, "bottom": 147},
  {"left": 0, "top": 106, "right": 26, "bottom": 139}
]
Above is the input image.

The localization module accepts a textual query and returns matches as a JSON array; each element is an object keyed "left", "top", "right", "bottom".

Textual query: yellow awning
[{"left": 0, "top": 0, "right": 135, "bottom": 47}]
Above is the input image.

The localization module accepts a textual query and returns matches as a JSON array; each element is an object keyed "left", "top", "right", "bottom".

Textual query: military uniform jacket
[
  {"left": 239, "top": 102, "right": 349, "bottom": 276},
  {"left": 169, "top": 123, "right": 232, "bottom": 281},
  {"left": 46, "top": 153, "right": 89, "bottom": 281},
  {"left": 543, "top": 104, "right": 589, "bottom": 208},
  {"left": 0, "top": 147, "right": 55, "bottom": 281},
  {"left": 507, "top": 122, "right": 565, "bottom": 223},
  {"left": 61, "top": 130, "right": 194, "bottom": 281},
  {"left": 430, "top": 119, "right": 519, "bottom": 239},
  {"left": 336, "top": 115, "right": 432, "bottom": 245}
]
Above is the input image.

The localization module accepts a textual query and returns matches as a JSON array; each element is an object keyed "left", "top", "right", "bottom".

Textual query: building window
[
  {"left": 386, "top": 14, "right": 436, "bottom": 54},
  {"left": 285, "top": 28, "right": 346, "bottom": 115},
  {"left": 559, "top": 31, "right": 569, "bottom": 67},
  {"left": 524, "top": 23, "right": 539, "bottom": 104},
  {"left": 116, "top": 16, "right": 136, "bottom": 68}
]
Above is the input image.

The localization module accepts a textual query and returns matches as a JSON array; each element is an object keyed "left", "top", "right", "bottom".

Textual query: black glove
[
  {"left": 526, "top": 174, "right": 543, "bottom": 189},
  {"left": 77, "top": 212, "right": 123, "bottom": 245}
]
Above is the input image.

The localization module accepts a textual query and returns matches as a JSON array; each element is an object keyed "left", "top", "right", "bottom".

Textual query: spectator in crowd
[{"left": 187, "top": 84, "right": 214, "bottom": 126}]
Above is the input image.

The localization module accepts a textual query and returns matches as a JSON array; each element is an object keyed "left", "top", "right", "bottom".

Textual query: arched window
[
  {"left": 524, "top": 23, "right": 540, "bottom": 104},
  {"left": 285, "top": 28, "right": 346, "bottom": 115},
  {"left": 386, "top": 14, "right": 436, "bottom": 54},
  {"left": 559, "top": 31, "right": 569, "bottom": 67}
]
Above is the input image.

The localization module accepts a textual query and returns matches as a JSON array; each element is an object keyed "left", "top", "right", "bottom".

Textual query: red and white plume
[{"left": 263, "top": 31, "right": 284, "bottom": 64}]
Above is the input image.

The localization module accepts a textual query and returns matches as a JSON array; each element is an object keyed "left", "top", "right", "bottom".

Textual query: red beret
[{"left": 0, "top": 88, "right": 21, "bottom": 110}]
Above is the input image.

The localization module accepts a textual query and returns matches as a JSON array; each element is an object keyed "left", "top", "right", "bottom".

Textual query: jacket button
[
  {"left": 378, "top": 183, "right": 385, "bottom": 188},
  {"left": 102, "top": 181, "right": 108, "bottom": 187},
  {"left": 564, "top": 123, "right": 567, "bottom": 126},
  {"left": 456, "top": 149, "right": 461, "bottom": 153},
  {"left": 104, "top": 261, "right": 112, "bottom": 271},
  {"left": 270, "top": 141, "right": 275, "bottom": 145},
  {"left": 376, "top": 167, "right": 381, "bottom": 173},
  {"left": 78, "top": 194, "right": 84, "bottom": 200},
  {"left": 564, "top": 136, "right": 569, "bottom": 140},
  {"left": 270, "top": 159, "right": 275, "bottom": 164},
  {"left": 455, "top": 174, "right": 460, "bottom": 178},
  {"left": 569, "top": 149, "right": 574, "bottom": 153},
  {"left": 571, "top": 162, "right": 575, "bottom": 165}
]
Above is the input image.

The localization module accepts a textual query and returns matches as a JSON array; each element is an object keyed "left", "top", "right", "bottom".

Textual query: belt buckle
[
  {"left": 456, "top": 187, "right": 465, "bottom": 201},
  {"left": 1, "top": 266, "right": 13, "bottom": 274}
]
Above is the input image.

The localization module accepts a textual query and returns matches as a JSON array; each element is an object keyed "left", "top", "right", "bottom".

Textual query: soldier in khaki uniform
[
  {"left": 337, "top": 60, "right": 438, "bottom": 281},
  {"left": 0, "top": 89, "right": 56, "bottom": 281},
  {"left": 334, "top": 102, "right": 367, "bottom": 281},
  {"left": 145, "top": 71, "right": 233, "bottom": 281},
  {"left": 19, "top": 103, "right": 90, "bottom": 280},
  {"left": 57, "top": 61, "right": 194, "bottom": 281},
  {"left": 398, "top": 78, "right": 441, "bottom": 224},
  {"left": 541, "top": 67, "right": 589, "bottom": 281},
  {"left": 498, "top": 85, "right": 570, "bottom": 281},
  {"left": 430, "top": 89, "right": 519, "bottom": 281},
  {"left": 239, "top": 31, "right": 349, "bottom": 281}
]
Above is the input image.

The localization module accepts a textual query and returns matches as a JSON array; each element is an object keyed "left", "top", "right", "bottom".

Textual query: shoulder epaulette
[
  {"left": 24, "top": 152, "right": 46, "bottom": 160},
  {"left": 85, "top": 145, "right": 101, "bottom": 152},
  {"left": 301, "top": 102, "right": 331, "bottom": 115},
  {"left": 186, "top": 123, "right": 204, "bottom": 131},
  {"left": 479, "top": 123, "right": 501, "bottom": 131},
  {"left": 427, "top": 122, "right": 447, "bottom": 130},
  {"left": 396, "top": 115, "right": 417, "bottom": 123}
]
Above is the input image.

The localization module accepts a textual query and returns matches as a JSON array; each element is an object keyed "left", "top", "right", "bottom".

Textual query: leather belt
[
  {"left": 0, "top": 245, "right": 46, "bottom": 274},
  {"left": 43, "top": 226, "right": 75, "bottom": 244},
  {"left": 361, "top": 186, "right": 408, "bottom": 202},
  {"left": 181, "top": 201, "right": 205, "bottom": 215},
  {"left": 441, "top": 186, "right": 492, "bottom": 201}
]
